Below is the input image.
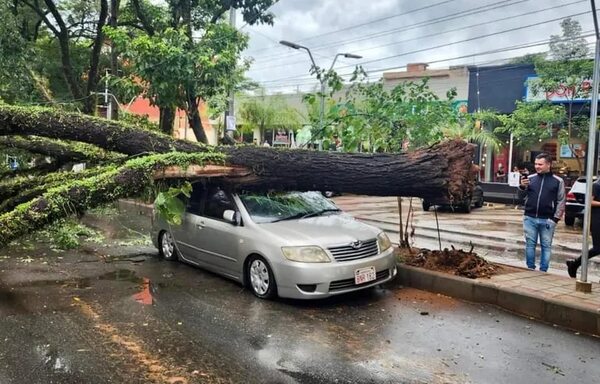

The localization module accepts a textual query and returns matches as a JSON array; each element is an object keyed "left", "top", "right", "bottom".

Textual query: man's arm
[
  {"left": 517, "top": 174, "right": 530, "bottom": 200},
  {"left": 553, "top": 177, "right": 566, "bottom": 222}
]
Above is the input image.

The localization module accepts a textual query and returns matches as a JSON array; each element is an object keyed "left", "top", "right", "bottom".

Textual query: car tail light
[{"left": 567, "top": 192, "right": 577, "bottom": 201}]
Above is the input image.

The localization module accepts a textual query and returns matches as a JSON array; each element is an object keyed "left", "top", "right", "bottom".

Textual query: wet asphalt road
[{"left": 0, "top": 210, "right": 599, "bottom": 383}]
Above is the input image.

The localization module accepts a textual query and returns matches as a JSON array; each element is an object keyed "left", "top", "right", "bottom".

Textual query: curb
[{"left": 397, "top": 264, "right": 600, "bottom": 336}]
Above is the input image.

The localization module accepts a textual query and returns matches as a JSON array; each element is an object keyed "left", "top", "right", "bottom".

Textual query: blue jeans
[{"left": 523, "top": 216, "right": 557, "bottom": 272}]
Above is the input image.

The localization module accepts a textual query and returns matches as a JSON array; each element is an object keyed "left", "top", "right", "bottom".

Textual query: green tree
[
  {"left": 239, "top": 91, "right": 303, "bottom": 143},
  {"left": 106, "top": 0, "right": 276, "bottom": 141},
  {"left": 17, "top": 0, "right": 110, "bottom": 114},
  {"left": 505, "top": 18, "right": 592, "bottom": 173},
  {"left": 508, "top": 52, "right": 547, "bottom": 65},
  {"left": 495, "top": 101, "right": 565, "bottom": 147}
]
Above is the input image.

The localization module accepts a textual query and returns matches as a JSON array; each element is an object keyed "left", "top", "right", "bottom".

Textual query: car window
[
  {"left": 239, "top": 191, "right": 339, "bottom": 224},
  {"left": 186, "top": 183, "right": 205, "bottom": 215},
  {"left": 204, "top": 186, "right": 236, "bottom": 220}
]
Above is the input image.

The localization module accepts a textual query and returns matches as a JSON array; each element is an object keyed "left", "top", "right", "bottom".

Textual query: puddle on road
[
  {"left": 132, "top": 278, "right": 154, "bottom": 305},
  {"left": 0, "top": 287, "right": 30, "bottom": 315},
  {"left": 97, "top": 269, "right": 154, "bottom": 305},
  {"left": 35, "top": 344, "right": 71, "bottom": 374},
  {"left": 98, "top": 269, "right": 143, "bottom": 284}
]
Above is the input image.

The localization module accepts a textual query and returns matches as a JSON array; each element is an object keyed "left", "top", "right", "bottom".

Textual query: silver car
[{"left": 151, "top": 183, "right": 397, "bottom": 299}]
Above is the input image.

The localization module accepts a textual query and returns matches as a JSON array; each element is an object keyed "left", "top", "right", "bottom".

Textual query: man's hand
[{"left": 520, "top": 176, "right": 529, "bottom": 188}]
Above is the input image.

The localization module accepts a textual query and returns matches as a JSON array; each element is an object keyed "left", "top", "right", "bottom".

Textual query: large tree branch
[
  {"left": 131, "top": 0, "right": 155, "bottom": 35},
  {"left": 20, "top": 0, "right": 59, "bottom": 36},
  {"left": 0, "top": 105, "right": 207, "bottom": 155},
  {"left": 0, "top": 152, "right": 226, "bottom": 247},
  {"left": 0, "top": 135, "right": 124, "bottom": 164},
  {"left": 83, "top": 0, "right": 108, "bottom": 114},
  {"left": 35, "top": 0, "right": 85, "bottom": 101}
]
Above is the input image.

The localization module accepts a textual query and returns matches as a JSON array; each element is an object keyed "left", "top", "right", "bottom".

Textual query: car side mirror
[{"left": 222, "top": 210, "right": 240, "bottom": 225}]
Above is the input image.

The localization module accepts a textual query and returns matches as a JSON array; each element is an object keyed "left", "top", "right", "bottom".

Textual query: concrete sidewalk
[{"left": 398, "top": 264, "right": 600, "bottom": 336}]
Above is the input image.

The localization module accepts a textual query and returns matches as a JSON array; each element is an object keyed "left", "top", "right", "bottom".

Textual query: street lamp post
[{"left": 279, "top": 40, "right": 362, "bottom": 150}]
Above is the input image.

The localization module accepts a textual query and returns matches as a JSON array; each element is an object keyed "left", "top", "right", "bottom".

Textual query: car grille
[
  {"left": 329, "top": 269, "right": 390, "bottom": 292},
  {"left": 327, "top": 239, "right": 378, "bottom": 262}
]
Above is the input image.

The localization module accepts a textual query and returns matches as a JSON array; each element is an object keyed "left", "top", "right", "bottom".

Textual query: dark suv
[
  {"left": 565, "top": 176, "right": 597, "bottom": 226},
  {"left": 422, "top": 183, "right": 484, "bottom": 213}
]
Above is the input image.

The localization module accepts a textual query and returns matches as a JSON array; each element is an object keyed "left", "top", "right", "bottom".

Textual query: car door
[
  {"left": 193, "top": 186, "right": 242, "bottom": 276},
  {"left": 170, "top": 183, "right": 207, "bottom": 264}
]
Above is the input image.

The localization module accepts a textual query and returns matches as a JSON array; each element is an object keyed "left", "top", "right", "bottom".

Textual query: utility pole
[
  {"left": 279, "top": 40, "right": 361, "bottom": 150},
  {"left": 225, "top": 7, "right": 236, "bottom": 141},
  {"left": 577, "top": 0, "right": 600, "bottom": 292},
  {"left": 105, "top": 69, "right": 112, "bottom": 120},
  {"left": 109, "top": 0, "right": 120, "bottom": 120}
]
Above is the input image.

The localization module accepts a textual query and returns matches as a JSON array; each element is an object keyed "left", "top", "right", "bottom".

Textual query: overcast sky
[{"left": 239, "top": 0, "right": 597, "bottom": 93}]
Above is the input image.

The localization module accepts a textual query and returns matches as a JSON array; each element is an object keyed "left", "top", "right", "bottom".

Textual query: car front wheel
[
  {"left": 158, "top": 231, "right": 178, "bottom": 261},
  {"left": 247, "top": 256, "right": 277, "bottom": 299}
]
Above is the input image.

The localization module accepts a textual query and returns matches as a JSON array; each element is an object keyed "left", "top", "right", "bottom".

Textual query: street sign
[
  {"left": 508, "top": 172, "right": 520, "bottom": 187},
  {"left": 226, "top": 116, "right": 236, "bottom": 131}
]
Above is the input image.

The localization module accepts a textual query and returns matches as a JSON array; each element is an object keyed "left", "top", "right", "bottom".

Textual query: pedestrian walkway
[
  {"left": 332, "top": 195, "right": 600, "bottom": 279},
  {"left": 398, "top": 263, "right": 600, "bottom": 336}
]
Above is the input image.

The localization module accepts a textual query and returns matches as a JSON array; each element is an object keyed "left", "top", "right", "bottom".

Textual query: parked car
[
  {"left": 421, "top": 183, "right": 484, "bottom": 213},
  {"left": 152, "top": 182, "right": 397, "bottom": 300},
  {"left": 565, "top": 176, "right": 597, "bottom": 226}
]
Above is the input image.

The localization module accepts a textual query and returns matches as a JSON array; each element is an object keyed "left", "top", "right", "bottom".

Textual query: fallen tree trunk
[
  {"left": 0, "top": 105, "right": 475, "bottom": 200},
  {"left": 220, "top": 140, "right": 475, "bottom": 200}
]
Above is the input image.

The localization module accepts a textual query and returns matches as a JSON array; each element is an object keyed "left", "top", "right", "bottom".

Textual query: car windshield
[{"left": 239, "top": 191, "right": 340, "bottom": 223}]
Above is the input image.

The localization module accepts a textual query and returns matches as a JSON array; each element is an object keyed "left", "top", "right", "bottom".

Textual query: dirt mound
[{"left": 399, "top": 246, "right": 498, "bottom": 279}]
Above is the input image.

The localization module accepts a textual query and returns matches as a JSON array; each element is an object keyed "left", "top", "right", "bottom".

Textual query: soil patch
[{"left": 397, "top": 247, "right": 518, "bottom": 279}]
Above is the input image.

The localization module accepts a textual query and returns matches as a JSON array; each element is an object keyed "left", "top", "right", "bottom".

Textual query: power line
[
  {"left": 249, "top": 0, "right": 531, "bottom": 64},
  {"left": 254, "top": 33, "right": 595, "bottom": 90},
  {"left": 245, "top": 0, "right": 458, "bottom": 55},
  {"left": 246, "top": 0, "right": 587, "bottom": 73},
  {"left": 257, "top": 11, "right": 593, "bottom": 85}
]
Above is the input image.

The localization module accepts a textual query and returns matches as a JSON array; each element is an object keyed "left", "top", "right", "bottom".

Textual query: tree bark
[
  {"left": 39, "top": 0, "right": 85, "bottom": 102},
  {"left": 220, "top": 140, "right": 475, "bottom": 199},
  {"left": 159, "top": 106, "right": 175, "bottom": 136},
  {"left": 187, "top": 94, "right": 208, "bottom": 144},
  {"left": 83, "top": 0, "right": 108, "bottom": 115}
]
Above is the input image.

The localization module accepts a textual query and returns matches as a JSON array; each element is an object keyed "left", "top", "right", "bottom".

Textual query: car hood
[{"left": 259, "top": 213, "right": 380, "bottom": 246}]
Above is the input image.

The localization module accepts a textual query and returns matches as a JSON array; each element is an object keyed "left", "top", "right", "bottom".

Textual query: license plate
[{"left": 354, "top": 266, "right": 376, "bottom": 285}]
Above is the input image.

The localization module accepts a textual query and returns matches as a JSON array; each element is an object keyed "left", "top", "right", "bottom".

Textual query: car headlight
[
  {"left": 281, "top": 246, "right": 331, "bottom": 263},
  {"left": 377, "top": 232, "right": 392, "bottom": 252}
]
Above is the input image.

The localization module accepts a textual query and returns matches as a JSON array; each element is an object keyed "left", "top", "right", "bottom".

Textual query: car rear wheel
[
  {"left": 422, "top": 201, "right": 430, "bottom": 211},
  {"left": 474, "top": 196, "right": 484, "bottom": 208},
  {"left": 462, "top": 200, "right": 472, "bottom": 213},
  {"left": 247, "top": 256, "right": 277, "bottom": 299},
  {"left": 565, "top": 215, "right": 575, "bottom": 226},
  {"left": 158, "top": 231, "right": 178, "bottom": 261}
]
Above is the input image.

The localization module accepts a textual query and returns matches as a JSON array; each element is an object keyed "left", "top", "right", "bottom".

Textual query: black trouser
[{"left": 572, "top": 211, "right": 600, "bottom": 268}]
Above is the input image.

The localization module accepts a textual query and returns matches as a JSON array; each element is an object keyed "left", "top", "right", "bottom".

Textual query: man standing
[
  {"left": 519, "top": 153, "right": 566, "bottom": 272},
  {"left": 566, "top": 177, "right": 600, "bottom": 278}
]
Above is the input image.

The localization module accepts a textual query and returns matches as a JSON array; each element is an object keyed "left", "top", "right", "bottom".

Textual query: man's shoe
[{"left": 566, "top": 260, "right": 577, "bottom": 278}]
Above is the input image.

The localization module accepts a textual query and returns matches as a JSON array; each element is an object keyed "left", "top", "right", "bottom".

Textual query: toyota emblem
[{"left": 351, "top": 240, "right": 363, "bottom": 249}]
